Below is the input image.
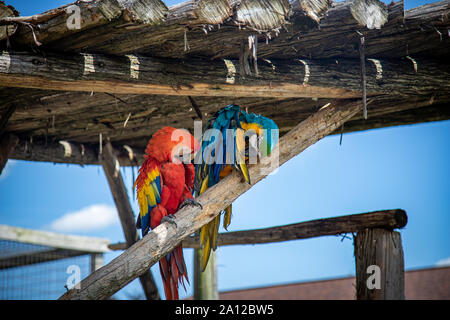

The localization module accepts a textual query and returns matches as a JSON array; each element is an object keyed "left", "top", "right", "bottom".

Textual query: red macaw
[{"left": 134, "top": 126, "right": 200, "bottom": 300}]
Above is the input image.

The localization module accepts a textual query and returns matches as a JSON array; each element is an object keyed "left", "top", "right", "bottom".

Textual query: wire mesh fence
[{"left": 0, "top": 239, "right": 91, "bottom": 300}]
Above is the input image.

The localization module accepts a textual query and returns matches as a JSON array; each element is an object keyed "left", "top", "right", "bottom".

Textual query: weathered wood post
[
  {"left": 90, "top": 253, "right": 104, "bottom": 273},
  {"left": 194, "top": 249, "right": 218, "bottom": 300},
  {"left": 100, "top": 140, "right": 160, "bottom": 300},
  {"left": 0, "top": 133, "right": 18, "bottom": 175},
  {"left": 354, "top": 228, "right": 405, "bottom": 300}
]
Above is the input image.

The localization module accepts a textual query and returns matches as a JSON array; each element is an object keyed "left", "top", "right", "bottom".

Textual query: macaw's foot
[
  {"left": 178, "top": 198, "right": 203, "bottom": 211},
  {"left": 161, "top": 214, "right": 177, "bottom": 227}
]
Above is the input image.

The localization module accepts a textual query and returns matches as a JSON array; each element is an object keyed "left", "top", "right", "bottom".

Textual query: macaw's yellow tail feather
[
  {"left": 201, "top": 231, "right": 211, "bottom": 272},
  {"left": 211, "top": 215, "right": 220, "bottom": 251},
  {"left": 223, "top": 205, "right": 232, "bottom": 230},
  {"left": 200, "top": 174, "right": 209, "bottom": 194},
  {"left": 200, "top": 214, "right": 221, "bottom": 272}
]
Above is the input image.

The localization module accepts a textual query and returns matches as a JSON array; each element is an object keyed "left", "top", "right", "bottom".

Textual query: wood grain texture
[
  {"left": 10, "top": 137, "right": 145, "bottom": 167},
  {"left": 0, "top": 0, "right": 168, "bottom": 49},
  {"left": 355, "top": 228, "right": 405, "bottom": 300},
  {"left": 5, "top": 0, "right": 447, "bottom": 61},
  {"left": 1, "top": 51, "right": 449, "bottom": 98}
]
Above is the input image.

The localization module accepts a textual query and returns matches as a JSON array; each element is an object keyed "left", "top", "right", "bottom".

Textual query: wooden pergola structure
[{"left": 0, "top": 0, "right": 448, "bottom": 300}]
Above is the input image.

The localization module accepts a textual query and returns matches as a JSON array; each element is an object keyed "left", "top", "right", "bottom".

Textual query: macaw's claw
[
  {"left": 178, "top": 198, "right": 203, "bottom": 211},
  {"left": 161, "top": 214, "right": 177, "bottom": 227}
]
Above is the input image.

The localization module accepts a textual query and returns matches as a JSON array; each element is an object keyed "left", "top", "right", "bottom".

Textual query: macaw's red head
[{"left": 145, "top": 126, "right": 200, "bottom": 164}]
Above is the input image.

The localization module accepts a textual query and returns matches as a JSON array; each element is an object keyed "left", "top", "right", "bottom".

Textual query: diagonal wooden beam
[
  {"left": 100, "top": 140, "right": 160, "bottom": 300},
  {"left": 59, "top": 99, "right": 364, "bottom": 300}
]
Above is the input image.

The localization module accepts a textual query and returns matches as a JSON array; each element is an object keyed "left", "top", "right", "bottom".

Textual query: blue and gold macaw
[{"left": 193, "top": 104, "right": 278, "bottom": 271}]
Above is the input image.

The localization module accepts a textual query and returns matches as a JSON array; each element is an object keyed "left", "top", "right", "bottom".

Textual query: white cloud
[
  {"left": 49, "top": 204, "right": 118, "bottom": 233},
  {"left": 436, "top": 257, "right": 450, "bottom": 267}
]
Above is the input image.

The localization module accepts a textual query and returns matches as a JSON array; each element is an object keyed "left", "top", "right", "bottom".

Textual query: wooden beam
[
  {"left": 100, "top": 140, "right": 139, "bottom": 246},
  {"left": 0, "top": 2, "right": 19, "bottom": 42},
  {"left": 0, "top": 224, "right": 110, "bottom": 253},
  {"left": 291, "top": 0, "right": 333, "bottom": 23},
  {"left": 0, "top": 248, "right": 88, "bottom": 270},
  {"left": 0, "top": 0, "right": 306, "bottom": 53},
  {"left": 58, "top": 99, "right": 363, "bottom": 300},
  {"left": 354, "top": 228, "right": 405, "bottom": 299},
  {"left": 70, "top": 0, "right": 403, "bottom": 59},
  {"left": 1, "top": 51, "right": 449, "bottom": 98},
  {"left": 0, "top": 0, "right": 168, "bottom": 48},
  {"left": 0, "top": 133, "right": 18, "bottom": 175},
  {"left": 109, "top": 209, "right": 407, "bottom": 250},
  {"left": 100, "top": 140, "right": 160, "bottom": 300},
  {"left": 10, "top": 138, "right": 145, "bottom": 167},
  {"left": 0, "top": 104, "right": 16, "bottom": 137}
]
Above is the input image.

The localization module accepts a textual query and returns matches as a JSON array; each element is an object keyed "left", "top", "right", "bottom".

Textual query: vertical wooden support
[
  {"left": 100, "top": 140, "right": 160, "bottom": 300},
  {"left": 90, "top": 253, "right": 104, "bottom": 273},
  {"left": 194, "top": 249, "right": 218, "bottom": 300},
  {"left": 0, "top": 133, "right": 18, "bottom": 175},
  {"left": 354, "top": 228, "right": 405, "bottom": 300}
]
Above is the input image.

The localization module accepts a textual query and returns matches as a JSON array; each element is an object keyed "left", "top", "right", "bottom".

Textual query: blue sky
[{"left": 1, "top": 0, "right": 448, "bottom": 300}]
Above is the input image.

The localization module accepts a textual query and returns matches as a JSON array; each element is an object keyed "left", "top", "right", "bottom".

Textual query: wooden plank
[
  {"left": 0, "top": 248, "right": 87, "bottom": 270},
  {"left": 2, "top": 51, "right": 449, "bottom": 98},
  {"left": 100, "top": 140, "right": 160, "bottom": 300},
  {"left": 109, "top": 209, "right": 407, "bottom": 249},
  {"left": 9, "top": 138, "right": 145, "bottom": 167},
  {"left": 0, "top": 224, "right": 110, "bottom": 253},
  {"left": 58, "top": 99, "right": 364, "bottom": 300},
  {"left": 354, "top": 228, "right": 405, "bottom": 299}
]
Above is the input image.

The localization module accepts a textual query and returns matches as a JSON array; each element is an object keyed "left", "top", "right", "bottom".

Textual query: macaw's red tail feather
[
  {"left": 159, "top": 259, "right": 173, "bottom": 300},
  {"left": 159, "top": 246, "right": 188, "bottom": 300},
  {"left": 173, "top": 245, "right": 189, "bottom": 291}
]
